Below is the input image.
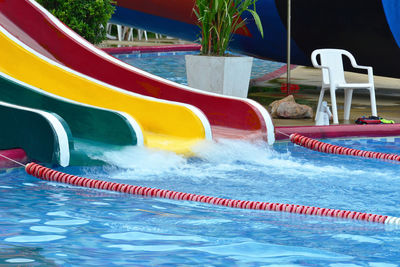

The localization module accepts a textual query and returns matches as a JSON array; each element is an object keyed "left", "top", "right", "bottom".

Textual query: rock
[
  {"left": 276, "top": 102, "right": 313, "bottom": 119},
  {"left": 268, "top": 95, "right": 313, "bottom": 119},
  {"left": 268, "top": 95, "right": 295, "bottom": 117}
]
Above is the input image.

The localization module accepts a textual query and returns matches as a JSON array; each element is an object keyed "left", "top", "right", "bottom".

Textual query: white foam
[
  {"left": 81, "top": 138, "right": 389, "bottom": 184},
  {"left": 92, "top": 145, "right": 187, "bottom": 176}
]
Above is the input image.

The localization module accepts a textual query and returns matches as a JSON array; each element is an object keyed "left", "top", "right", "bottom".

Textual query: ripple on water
[
  {"left": 19, "top": 219, "right": 40, "bottom": 223},
  {"left": 5, "top": 235, "right": 66, "bottom": 242},
  {"left": 192, "top": 241, "right": 352, "bottom": 263},
  {"left": 5, "top": 258, "right": 35, "bottom": 263},
  {"left": 332, "top": 234, "right": 383, "bottom": 244},
  {"left": 45, "top": 219, "right": 89, "bottom": 226},
  {"left": 30, "top": 226, "right": 67, "bottom": 233},
  {"left": 367, "top": 263, "right": 398, "bottom": 267},
  {"left": 22, "top": 183, "right": 37, "bottom": 187},
  {"left": 46, "top": 211, "right": 72, "bottom": 217},
  {"left": 101, "top": 231, "right": 206, "bottom": 242},
  {"left": 184, "top": 219, "right": 232, "bottom": 225},
  {"left": 91, "top": 202, "right": 110, "bottom": 206},
  {"left": 108, "top": 244, "right": 183, "bottom": 252}
]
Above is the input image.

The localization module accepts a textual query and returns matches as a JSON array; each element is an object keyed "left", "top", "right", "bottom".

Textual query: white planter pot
[{"left": 185, "top": 55, "right": 253, "bottom": 98}]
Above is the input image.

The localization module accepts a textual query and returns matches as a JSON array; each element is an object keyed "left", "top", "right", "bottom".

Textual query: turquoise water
[
  {"left": 114, "top": 51, "right": 285, "bottom": 84},
  {"left": 1, "top": 138, "right": 400, "bottom": 265}
]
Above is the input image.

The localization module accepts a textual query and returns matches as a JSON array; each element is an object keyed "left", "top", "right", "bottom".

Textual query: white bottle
[{"left": 316, "top": 101, "right": 332, "bottom": 126}]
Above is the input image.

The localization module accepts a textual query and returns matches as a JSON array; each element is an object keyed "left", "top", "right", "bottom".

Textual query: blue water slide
[{"left": 382, "top": 0, "right": 400, "bottom": 48}]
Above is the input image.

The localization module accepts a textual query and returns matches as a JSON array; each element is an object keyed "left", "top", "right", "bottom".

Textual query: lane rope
[
  {"left": 25, "top": 162, "right": 400, "bottom": 225},
  {"left": 290, "top": 133, "right": 400, "bottom": 162}
]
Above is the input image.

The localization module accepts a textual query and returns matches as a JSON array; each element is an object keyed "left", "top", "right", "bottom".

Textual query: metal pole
[{"left": 286, "top": 0, "right": 291, "bottom": 95}]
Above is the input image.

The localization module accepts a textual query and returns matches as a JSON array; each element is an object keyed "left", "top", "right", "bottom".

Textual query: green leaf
[
  {"left": 246, "top": 9, "right": 264, "bottom": 38},
  {"left": 37, "top": 0, "right": 115, "bottom": 44},
  {"left": 193, "top": 0, "right": 263, "bottom": 56}
]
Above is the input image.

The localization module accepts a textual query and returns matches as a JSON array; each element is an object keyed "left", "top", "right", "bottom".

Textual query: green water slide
[
  {"left": 0, "top": 72, "right": 143, "bottom": 147},
  {"left": 0, "top": 100, "right": 71, "bottom": 166}
]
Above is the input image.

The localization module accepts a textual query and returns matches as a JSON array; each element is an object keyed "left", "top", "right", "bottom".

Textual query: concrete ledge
[
  {"left": 275, "top": 124, "right": 400, "bottom": 141},
  {"left": 102, "top": 44, "right": 200, "bottom": 54},
  {"left": 0, "top": 148, "right": 28, "bottom": 169}
]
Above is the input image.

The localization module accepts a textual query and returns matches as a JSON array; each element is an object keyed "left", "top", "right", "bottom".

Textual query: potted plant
[{"left": 186, "top": 0, "right": 263, "bottom": 98}]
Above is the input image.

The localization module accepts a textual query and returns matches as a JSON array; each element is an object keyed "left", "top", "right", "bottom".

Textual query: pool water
[
  {"left": 114, "top": 51, "right": 285, "bottom": 85},
  {"left": 1, "top": 138, "right": 400, "bottom": 265}
]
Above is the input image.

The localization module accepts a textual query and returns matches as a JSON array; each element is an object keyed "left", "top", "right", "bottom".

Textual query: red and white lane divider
[
  {"left": 25, "top": 162, "right": 400, "bottom": 225},
  {"left": 290, "top": 133, "right": 400, "bottom": 162}
]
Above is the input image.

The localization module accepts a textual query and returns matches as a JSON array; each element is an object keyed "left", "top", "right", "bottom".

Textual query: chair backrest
[{"left": 311, "top": 49, "right": 351, "bottom": 86}]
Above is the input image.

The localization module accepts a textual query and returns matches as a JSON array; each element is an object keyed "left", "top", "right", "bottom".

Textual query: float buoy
[{"left": 25, "top": 162, "right": 400, "bottom": 225}]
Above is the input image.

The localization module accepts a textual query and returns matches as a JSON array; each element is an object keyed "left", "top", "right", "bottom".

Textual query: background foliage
[{"left": 37, "top": 0, "right": 115, "bottom": 44}]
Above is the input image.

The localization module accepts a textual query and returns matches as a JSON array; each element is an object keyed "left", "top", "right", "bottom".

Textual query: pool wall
[{"left": 276, "top": 124, "right": 400, "bottom": 141}]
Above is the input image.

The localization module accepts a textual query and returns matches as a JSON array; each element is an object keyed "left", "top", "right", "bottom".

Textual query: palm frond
[{"left": 193, "top": 0, "right": 263, "bottom": 56}]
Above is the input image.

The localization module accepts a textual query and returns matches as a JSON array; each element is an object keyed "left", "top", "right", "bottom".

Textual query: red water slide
[{"left": 0, "top": 0, "right": 274, "bottom": 144}]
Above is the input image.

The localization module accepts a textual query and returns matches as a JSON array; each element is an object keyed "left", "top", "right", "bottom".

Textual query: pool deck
[{"left": 251, "top": 65, "right": 400, "bottom": 128}]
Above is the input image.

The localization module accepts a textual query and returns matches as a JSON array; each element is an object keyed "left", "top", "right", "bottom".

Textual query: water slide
[
  {"left": 0, "top": 0, "right": 274, "bottom": 145},
  {"left": 0, "top": 101, "right": 70, "bottom": 166},
  {"left": 0, "top": 72, "right": 141, "bottom": 147},
  {"left": 0, "top": 23, "right": 212, "bottom": 155},
  {"left": 109, "top": 0, "right": 400, "bottom": 79}
]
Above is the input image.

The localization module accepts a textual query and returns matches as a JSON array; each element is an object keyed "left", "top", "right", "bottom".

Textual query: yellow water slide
[{"left": 0, "top": 26, "right": 212, "bottom": 154}]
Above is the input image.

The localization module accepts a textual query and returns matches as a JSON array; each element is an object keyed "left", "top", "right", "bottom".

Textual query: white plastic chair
[{"left": 311, "top": 49, "right": 377, "bottom": 124}]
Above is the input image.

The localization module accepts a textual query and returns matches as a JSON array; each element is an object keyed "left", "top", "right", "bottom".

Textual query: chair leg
[
  {"left": 117, "top": 25, "right": 123, "bottom": 41},
  {"left": 344, "top": 89, "right": 353, "bottom": 121},
  {"left": 330, "top": 87, "right": 339, "bottom": 124},
  {"left": 369, "top": 86, "right": 378, "bottom": 116},
  {"left": 315, "top": 87, "right": 326, "bottom": 122}
]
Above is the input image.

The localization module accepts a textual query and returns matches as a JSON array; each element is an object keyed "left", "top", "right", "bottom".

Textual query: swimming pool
[
  {"left": 1, "top": 137, "right": 400, "bottom": 265},
  {"left": 114, "top": 51, "right": 285, "bottom": 85}
]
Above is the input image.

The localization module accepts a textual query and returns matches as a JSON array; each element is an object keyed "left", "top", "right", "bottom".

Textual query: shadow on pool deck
[{"left": 249, "top": 66, "right": 400, "bottom": 127}]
